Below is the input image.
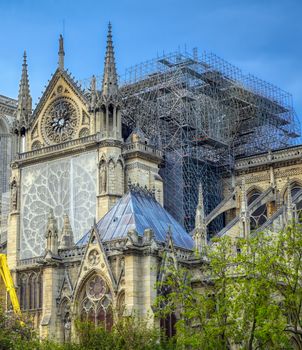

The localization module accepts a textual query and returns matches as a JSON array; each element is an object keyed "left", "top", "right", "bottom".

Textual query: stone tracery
[
  {"left": 42, "top": 97, "right": 79, "bottom": 144},
  {"left": 79, "top": 274, "right": 113, "bottom": 330},
  {"left": 20, "top": 152, "right": 97, "bottom": 259}
]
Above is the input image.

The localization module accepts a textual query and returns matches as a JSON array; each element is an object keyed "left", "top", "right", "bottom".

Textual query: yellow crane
[{"left": 0, "top": 254, "right": 21, "bottom": 315}]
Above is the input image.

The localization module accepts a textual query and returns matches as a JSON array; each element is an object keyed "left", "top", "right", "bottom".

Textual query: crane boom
[{"left": 0, "top": 254, "right": 21, "bottom": 315}]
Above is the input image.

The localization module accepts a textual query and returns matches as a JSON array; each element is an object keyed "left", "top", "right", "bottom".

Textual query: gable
[
  {"left": 73, "top": 227, "right": 117, "bottom": 301},
  {"left": 29, "top": 69, "right": 92, "bottom": 149}
]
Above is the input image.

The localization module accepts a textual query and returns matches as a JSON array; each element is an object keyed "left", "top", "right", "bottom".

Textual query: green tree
[
  {"left": 267, "top": 222, "right": 302, "bottom": 349},
  {"left": 155, "top": 228, "right": 301, "bottom": 349}
]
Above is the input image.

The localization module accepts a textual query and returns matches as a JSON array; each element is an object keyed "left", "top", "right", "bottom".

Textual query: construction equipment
[{"left": 0, "top": 254, "right": 21, "bottom": 315}]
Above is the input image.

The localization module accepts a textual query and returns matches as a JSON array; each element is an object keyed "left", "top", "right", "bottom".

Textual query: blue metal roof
[{"left": 77, "top": 190, "right": 194, "bottom": 250}]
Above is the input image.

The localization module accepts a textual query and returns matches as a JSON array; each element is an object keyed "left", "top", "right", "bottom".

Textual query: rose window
[
  {"left": 42, "top": 98, "right": 78, "bottom": 144},
  {"left": 86, "top": 275, "right": 106, "bottom": 300}
]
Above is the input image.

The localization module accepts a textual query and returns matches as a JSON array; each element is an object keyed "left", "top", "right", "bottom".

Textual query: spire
[
  {"left": 102, "top": 22, "right": 118, "bottom": 97},
  {"left": 59, "top": 213, "right": 74, "bottom": 249},
  {"left": 194, "top": 183, "right": 207, "bottom": 254},
  {"left": 16, "top": 51, "right": 32, "bottom": 124},
  {"left": 195, "top": 183, "right": 205, "bottom": 229},
  {"left": 58, "top": 34, "right": 65, "bottom": 70},
  {"left": 90, "top": 75, "right": 97, "bottom": 110}
]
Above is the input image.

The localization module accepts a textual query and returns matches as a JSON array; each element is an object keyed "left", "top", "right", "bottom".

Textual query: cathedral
[{"left": 0, "top": 23, "right": 302, "bottom": 341}]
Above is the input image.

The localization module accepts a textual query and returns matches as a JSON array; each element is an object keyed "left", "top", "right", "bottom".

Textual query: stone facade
[
  {"left": 3, "top": 23, "right": 302, "bottom": 343},
  {"left": 0, "top": 95, "right": 17, "bottom": 247}
]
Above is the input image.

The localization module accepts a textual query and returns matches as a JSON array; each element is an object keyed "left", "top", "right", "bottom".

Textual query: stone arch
[
  {"left": 116, "top": 158, "right": 124, "bottom": 195},
  {"left": 19, "top": 272, "right": 28, "bottom": 310},
  {"left": 28, "top": 271, "right": 37, "bottom": 310},
  {"left": 31, "top": 140, "right": 42, "bottom": 151},
  {"left": 99, "top": 158, "right": 108, "bottom": 194},
  {"left": 58, "top": 297, "right": 72, "bottom": 343},
  {"left": 108, "top": 158, "right": 115, "bottom": 194},
  {"left": 18, "top": 271, "right": 42, "bottom": 311},
  {"left": 0, "top": 117, "right": 10, "bottom": 133},
  {"left": 158, "top": 279, "right": 177, "bottom": 338},
  {"left": 79, "top": 127, "right": 89, "bottom": 138},
  {"left": 74, "top": 269, "right": 114, "bottom": 330},
  {"left": 247, "top": 186, "right": 268, "bottom": 231},
  {"left": 246, "top": 185, "right": 264, "bottom": 200},
  {"left": 281, "top": 179, "right": 302, "bottom": 203},
  {"left": 116, "top": 290, "right": 125, "bottom": 317}
]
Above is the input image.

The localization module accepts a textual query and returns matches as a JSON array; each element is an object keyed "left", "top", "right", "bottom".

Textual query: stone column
[
  {"left": 40, "top": 264, "right": 60, "bottom": 339},
  {"left": 141, "top": 254, "right": 158, "bottom": 324},
  {"left": 124, "top": 253, "right": 141, "bottom": 316},
  {"left": 106, "top": 107, "right": 109, "bottom": 137},
  {"left": 7, "top": 165, "right": 21, "bottom": 270}
]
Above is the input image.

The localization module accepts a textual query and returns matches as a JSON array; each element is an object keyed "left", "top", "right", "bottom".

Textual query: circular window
[{"left": 86, "top": 275, "right": 106, "bottom": 300}]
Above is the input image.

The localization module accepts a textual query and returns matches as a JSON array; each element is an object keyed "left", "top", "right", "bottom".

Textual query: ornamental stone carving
[
  {"left": 10, "top": 178, "right": 18, "bottom": 211},
  {"left": 88, "top": 249, "right": 100, "bottom": 266},
  {"left": 42, "top": 97, "right": 79, "bottom": 144},
  {"left": 86, "top": 275, "right": 106, "bottom": 300},
  {"left": 100, "top": 163, "right": 107, "bottom": 194}
]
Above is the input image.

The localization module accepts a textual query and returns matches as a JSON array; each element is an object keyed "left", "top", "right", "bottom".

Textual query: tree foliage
[{"left": 156, "top": 223, "right": 302, "bottom": 349}]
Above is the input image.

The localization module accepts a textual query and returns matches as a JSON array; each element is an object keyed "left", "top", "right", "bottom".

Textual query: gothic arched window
[
  {"left": 159, "top": 284, "right": 176, "bottom": 338},
  {"left": 247, "top": 189, "right": 267, "bottom": 230},
  {"left": 18, "top": 271, "right": 42, "bottom": 311},
  {"left": 80, "top": 274, "right": 113, "bottom": 330}
]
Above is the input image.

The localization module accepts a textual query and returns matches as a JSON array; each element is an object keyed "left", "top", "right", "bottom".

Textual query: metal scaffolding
[{"left": 82, "top": 49, "right": 300, "bottom": 233}]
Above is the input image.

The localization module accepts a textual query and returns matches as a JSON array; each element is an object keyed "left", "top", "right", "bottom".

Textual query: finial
[
  {"left": 16, "top": 50, "right": 32, "bottom": 126},
  {"left": 102, "top": 22, "right": 118, "bottom": 97},
  {"left": 90, "top": 75, "right": 97, "bottom": 109},
  {"left": 91, "top": 75, "right": 96, "bottom": 91},
  {"left": 58, "top": 34, "right": 65, "bottom": 70},
  {"left": 198, "top": 183, "right": 203, "bottom": 206},
  {"left": 195, "top": 182, "right": 205, "bottom": 230}
]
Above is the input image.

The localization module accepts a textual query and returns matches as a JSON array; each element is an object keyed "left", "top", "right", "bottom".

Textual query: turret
[
  {"left": 45, "top": 209, "right": 59, "bottom": 255},
  {"left": 97, "top": 23, "right": 121, "bottom": 139},
  {"left": 59, "top": 214, "right": 74, "bottom": 249},
  {"left": 193, "top": 183, "right": 207, "bottom": 253}
]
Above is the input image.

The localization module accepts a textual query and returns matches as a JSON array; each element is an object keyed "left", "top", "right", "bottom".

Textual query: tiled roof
[{"left": 77, "top": 189, "right": 194, "bottom": 250}]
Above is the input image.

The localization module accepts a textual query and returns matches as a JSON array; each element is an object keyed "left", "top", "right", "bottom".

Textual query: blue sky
[{"left": 0, "top": 0, "right": 301, "bottom": 122}]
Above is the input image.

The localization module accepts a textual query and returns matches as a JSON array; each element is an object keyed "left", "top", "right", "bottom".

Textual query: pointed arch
[
  {"left": 281, "top": 179, "right": 302, "bottom": 203},
  {"left": 108, "top": 158, "right": 115, "bottom": 193},
  {"left": 246, "top": 185, "right": 263, "bottom": 206},
  {"left": 74, "top": 270, "right": 114, "bottom": 330},
  {"left": 116, "top": 158, "right": 124, "bottom": 195}
]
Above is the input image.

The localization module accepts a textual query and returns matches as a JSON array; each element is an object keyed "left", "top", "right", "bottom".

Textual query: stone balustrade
[
  {"left": 123, "top": 142, "right": 162, "bottom": 158},
  {"left": 235, "top": 145, "right": 302, "bottom": 170},
  {"left": 17, "top": 256, "right": 43, "bottom": 266},
  {"left": 16, "top": 134, "right": 163, "bottom": 161},
  {"left": 17, "top": 134, "right": 98, "bottom": 160},
  {"left": 59, "top": 246, "right": 86, "bottom": 258}
]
